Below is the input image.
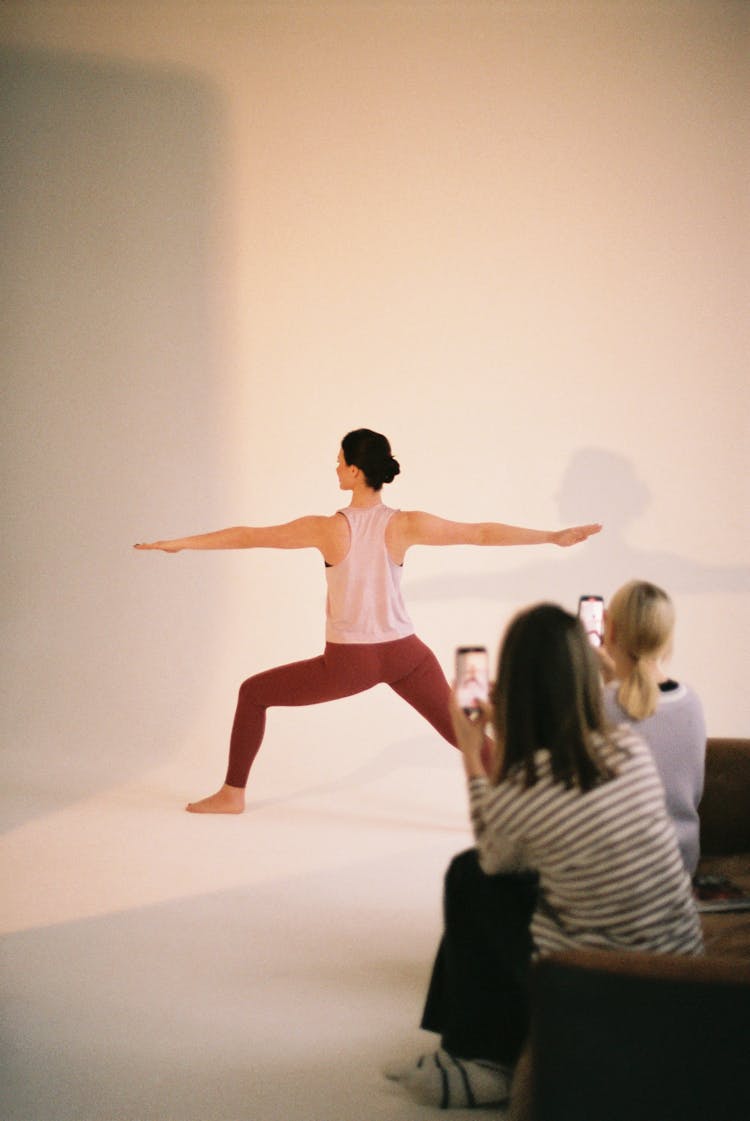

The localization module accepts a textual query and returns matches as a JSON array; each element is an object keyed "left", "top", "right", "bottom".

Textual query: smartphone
[
  {"left": 455, "top": 646, "right": 489, "bottom": 717},
  {"left": 578, "top": 595, "right": 604, "bottom": 647}
]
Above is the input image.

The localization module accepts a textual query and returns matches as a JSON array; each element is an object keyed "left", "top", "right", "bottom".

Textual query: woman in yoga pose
[{"left": 135, "top": 428, "right": 601, "bottom": 813}]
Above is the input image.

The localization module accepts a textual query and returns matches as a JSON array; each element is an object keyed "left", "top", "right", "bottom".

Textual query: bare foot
[{"left": 185, "top": 784, "right": 245, "bottom": 814}]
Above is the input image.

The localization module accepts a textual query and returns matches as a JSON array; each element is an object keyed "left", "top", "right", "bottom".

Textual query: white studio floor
[{"left": 1, "top": 726, "right": 498, "bottom": 1121}]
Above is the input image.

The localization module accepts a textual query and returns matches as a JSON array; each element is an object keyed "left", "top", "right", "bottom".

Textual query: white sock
[{"left": 386, "top": 1048, "right": 512, "bottom": 1109}]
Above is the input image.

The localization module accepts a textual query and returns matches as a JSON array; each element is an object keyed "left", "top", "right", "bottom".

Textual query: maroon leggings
[{"left": 225, "top": 634, "right": 459, "bottom": 788}]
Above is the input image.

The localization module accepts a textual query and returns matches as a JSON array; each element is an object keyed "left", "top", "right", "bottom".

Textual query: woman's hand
[
  {"left": 449, "top": 691, "right": 493, "bottom": 779},
  {"left": 552, "top": 523, "right": 602, "bottom": 548},
  {"left": 133, "top": 541, "right": 183, "bottom": 553}
]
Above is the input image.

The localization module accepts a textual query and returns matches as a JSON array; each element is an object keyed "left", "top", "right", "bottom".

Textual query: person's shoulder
[
  {"left": 386, "top": 508, "right": 416, "bottom": 531},
  {"left": 675, "top": 682, "right": 706, "bottom": 727},
  {"left": 607, "top": 722, "right": 644, "bottom": 748},
  {"left": 392, "top": 509, "right": 451, "bottom": 533},
  {"left": 679, "top": 681, "right": 704, "bottom": 707},
  {"left": 309, "top": 511, "right": 350, "bottom": 537},
  {"left": 301, "top": 512, "right": 345, "bottom": 528},
  {"left": 659, "top": 681, "right": 705, "bottom": 715},
  {"left": 597, "top": 723, "right": 650, "bottom": 766}
]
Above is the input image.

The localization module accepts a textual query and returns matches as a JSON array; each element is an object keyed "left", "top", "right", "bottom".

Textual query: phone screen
[
  {"left": 455, "top": 646, "right": 489, "bottom": 716},
  {"left": 578, "top": 595, "right": 604, "bottom": 647}
]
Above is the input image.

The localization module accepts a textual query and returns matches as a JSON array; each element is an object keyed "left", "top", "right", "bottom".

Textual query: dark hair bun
[{"left": 382, "top": 456, "right": 400, "bottom": 485}]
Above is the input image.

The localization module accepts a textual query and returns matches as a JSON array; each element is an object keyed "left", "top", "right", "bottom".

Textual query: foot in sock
[{"left": 384, "top": 1047, "right": 511, "bottom": 1109}]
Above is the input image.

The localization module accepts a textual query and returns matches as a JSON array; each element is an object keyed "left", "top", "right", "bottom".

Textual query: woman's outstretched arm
[
  {"left": 134, "top": 516, "right": 337, "bottom": 554},
  {"left": 391, "top": 512, "right": 601, "bottom": 556}
]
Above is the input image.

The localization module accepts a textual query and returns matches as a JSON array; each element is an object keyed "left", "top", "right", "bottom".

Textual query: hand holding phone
[
  {"left": 455, "top": 646, "right": 489, "bottom": 719},
  {"left": 578, "top": 595, "right": 604, "bottom": 647}
]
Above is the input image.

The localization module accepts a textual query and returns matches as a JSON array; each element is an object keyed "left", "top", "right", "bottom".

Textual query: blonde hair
[{"left": 608, "top": 580, "right": 675, "bottom": 720}]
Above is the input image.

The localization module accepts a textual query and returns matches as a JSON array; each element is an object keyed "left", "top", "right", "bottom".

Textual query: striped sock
[{"left": 391, "top": 1048, "right": 511, "bottom": 1109}]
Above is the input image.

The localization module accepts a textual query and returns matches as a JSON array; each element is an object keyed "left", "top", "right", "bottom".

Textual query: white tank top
[{"left": 325, "top": 505, "right": 414, "bottom": 644}]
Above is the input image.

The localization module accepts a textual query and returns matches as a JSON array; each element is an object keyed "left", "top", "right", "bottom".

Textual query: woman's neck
[{"left": 347, "top": 484, "right": 383, "bottom": 509}]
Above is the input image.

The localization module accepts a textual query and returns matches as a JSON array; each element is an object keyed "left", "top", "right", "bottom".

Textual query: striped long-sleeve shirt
[{"left": 468, "top": 727, "right": 703, "bottom": 958}]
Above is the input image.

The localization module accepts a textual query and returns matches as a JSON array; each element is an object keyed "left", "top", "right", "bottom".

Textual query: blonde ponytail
[
  {"left": 617, "top": 656, "right": 660, "bottom": 721},
  {"left": 608, "top": 580, "right": 675, "bottom": 720}
]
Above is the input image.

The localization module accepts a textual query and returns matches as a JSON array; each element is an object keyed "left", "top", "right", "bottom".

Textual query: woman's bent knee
[{"left": 445, "top": 848, "right": 482, "bottom": 888}]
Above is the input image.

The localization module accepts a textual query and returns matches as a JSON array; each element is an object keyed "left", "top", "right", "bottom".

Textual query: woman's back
[
  {"left": 603, "top": 682, "right": 705, "bottom": 876},
  {"left": 469, "top": 727, "right": 703, "bottom": 958},
  {"left": 324, "top": 505, "right": 414, "bottom": 643}
]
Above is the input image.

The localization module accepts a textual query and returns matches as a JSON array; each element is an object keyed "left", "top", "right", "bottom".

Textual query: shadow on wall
[
  {"left": 0, "top": 47, "right": 227, "bottom": 827},
  {"left": 406, "top": 446, "right": 750, "bottom": 608}
]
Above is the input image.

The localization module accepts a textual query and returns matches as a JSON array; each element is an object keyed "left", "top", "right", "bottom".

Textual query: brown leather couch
[
  {"left": 695, "top": 737, "right": 750, "bottom": 959},
  {"left": 510, "top": 737, "right": 750, "bottom": 1121}
]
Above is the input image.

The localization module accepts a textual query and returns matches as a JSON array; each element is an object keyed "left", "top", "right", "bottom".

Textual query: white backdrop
[{"left": 2, "top": 1, "right": 748, "bottom": 828}]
